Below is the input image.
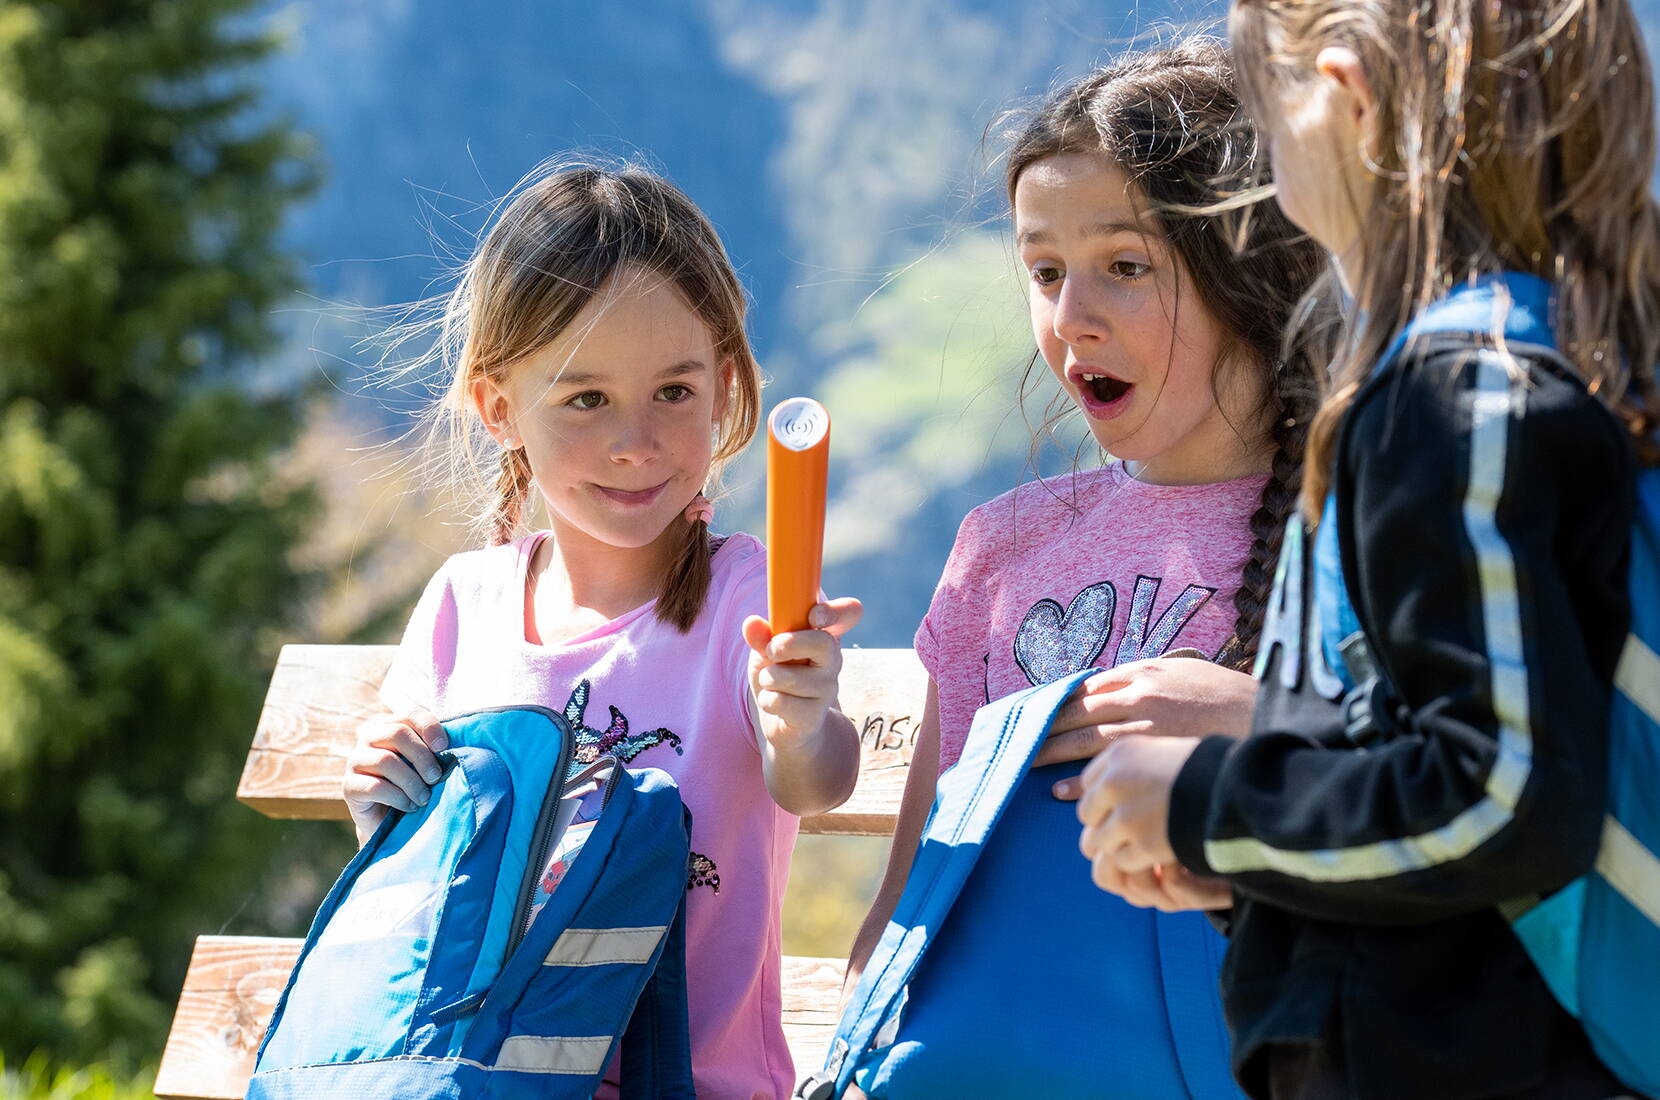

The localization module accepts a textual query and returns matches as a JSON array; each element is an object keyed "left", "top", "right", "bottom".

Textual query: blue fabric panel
[
  {"left": 462, "top": 766, "right": 692, "bottom": 1077},
  {"left": 1371, "top": 271, "right": 1556, "bottom": 370},
  {"left": 1511, "top": 879, "right": 1587, "bottom": 1017},
  {"left": 1580, "top": 466, "right": 1660, "bottom": 1096},
  {"left": 865, "top": 759, "right": 1235, "bottom": 1098},
  {"left": 257, "top": 744, "right": 514, "bottom": 1068},
  {"left": 830, "top": 672, "right": 1241, "bottom": 1098},
  {"left": 1582, "top": 875, "right": 1660, "bottom": 1096},
  {"left": 449, "top": 709, "right": 574, "bottom": 1005},
  {"left": 620, "top": 879, "right": 695, "bottom": 1100},
  {"left": 251, "top": 708, "right": 693, "bottom": 1097},
  {"left": 247, "top": 1056, "right": 471, "bottom": 1099},
  {"left": 834, "top": 672, "right": 1097, "bottom": 1090},
  {"left": 1155, "top": 904, "right": 1238, "bottom": 1098},
  {"left": 1614, "top": 470, "right": 1660, "bottom": 850},
  {"left": 246, "top": 1055, "right": 598, "bottom": 1100},
  {"left": 1313, "top": 507, "right": 1359, "bottom": 692}
]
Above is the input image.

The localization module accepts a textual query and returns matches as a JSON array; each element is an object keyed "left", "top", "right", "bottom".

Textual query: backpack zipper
[
  {"left": 506, "top": 752, "right": 623, "bottom": 959},
  {"left": 437, "top": 704, "right": 575, "bottom": 963}
]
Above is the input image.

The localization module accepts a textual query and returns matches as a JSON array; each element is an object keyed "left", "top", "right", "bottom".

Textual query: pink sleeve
[
  {"left": 914, "top": 505, "right": 993, "bottom": 683},
  {"left": 379, "top": 560, "right": 459, "bottom": 716}
]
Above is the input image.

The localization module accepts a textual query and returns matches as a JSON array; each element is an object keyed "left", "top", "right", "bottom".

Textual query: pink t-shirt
[
  {"left": 380, "top": 532, "right": 797, "bottom": 1100},
  {"left": 917, "top": 462, "right": 1267, "bottom": 772}
]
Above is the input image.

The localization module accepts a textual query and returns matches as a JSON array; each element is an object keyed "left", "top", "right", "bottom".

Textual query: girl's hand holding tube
[
  {"left": 743, "top": 596, "right": 864, "bottom": 817},
  {"left": 1075, "top": 733, "right": 1230, "bottom": 911}
]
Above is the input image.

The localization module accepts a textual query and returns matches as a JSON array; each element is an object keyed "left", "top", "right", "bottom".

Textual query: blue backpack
[
  {"left": 1332, "top": 274, "right": 1660, "bottom": 1097},
  {"left": 248, "top": 705, "right": 695, "bottom": 1099},
  {"left": 801, "top": 671, "right": 1243, "bottom": 1100},
  {"left": 1506, "top": 462, "right": 1660, "bottom": 1097}
]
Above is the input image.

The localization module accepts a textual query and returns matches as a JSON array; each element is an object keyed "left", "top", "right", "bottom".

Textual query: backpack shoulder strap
[{"left": 822, "top": 669, "right": 1096, "bottom": 1094}]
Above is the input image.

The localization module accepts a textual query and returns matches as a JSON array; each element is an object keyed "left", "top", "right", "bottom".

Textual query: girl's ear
[
  {"left": 471, "top": 376, "right": 519, "bottom": 449},
  {"left": 1316, "top": 47, "right": 1379, "bottom": 154}
]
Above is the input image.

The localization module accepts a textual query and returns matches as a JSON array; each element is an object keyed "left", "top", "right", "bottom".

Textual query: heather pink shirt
[
  {"left": 380, "top": 532, "right": 797, "bottom": 1100},
  {"left": 917, "top": 462, "right": 1267, "bottom": 772}
]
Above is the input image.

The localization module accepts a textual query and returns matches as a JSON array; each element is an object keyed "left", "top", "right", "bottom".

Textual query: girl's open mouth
[{"left": 1070, "top": 368, "right": 1134, "bottom": 418}]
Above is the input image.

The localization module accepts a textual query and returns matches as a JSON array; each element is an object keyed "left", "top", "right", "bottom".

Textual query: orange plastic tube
[{"left": 766, "top": 397, "right": 831, "bottom": 634}]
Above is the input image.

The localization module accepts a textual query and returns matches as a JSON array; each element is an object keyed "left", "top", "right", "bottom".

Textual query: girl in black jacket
[{"left": 1072, "top": 2, "right": 1660, "bottom": 1098}]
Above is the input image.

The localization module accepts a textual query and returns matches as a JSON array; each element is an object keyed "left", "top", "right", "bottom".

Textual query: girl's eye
[
  {"left": 1030, "top": 264, "right": 1063, "bottom": 287},
  {"left": 658, "top": 383, "right": 693, "bottom": 402},
  {"left": 1110, "top": 260, "right": 1150, "bottom": 280},
  {"left": 567, "top": 391, "right": 605, "bottom": 410}
]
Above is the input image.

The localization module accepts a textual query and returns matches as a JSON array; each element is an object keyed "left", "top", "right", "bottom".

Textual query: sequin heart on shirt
[{"left": 1012, "top": 581, "right": 1117, "bottom": 686}]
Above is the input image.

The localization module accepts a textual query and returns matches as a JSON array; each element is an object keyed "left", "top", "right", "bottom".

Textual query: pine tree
[{"left": 0, "top": 0, "right": 322, "bottom": 1066}]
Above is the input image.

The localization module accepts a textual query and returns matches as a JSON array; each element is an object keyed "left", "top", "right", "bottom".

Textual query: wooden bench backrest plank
[
  {"left": 155, "top": 936, "right": 844, "bottom": 1100},
  {"left": 239, "top": 644, "right": 925, "bottom": 834}
]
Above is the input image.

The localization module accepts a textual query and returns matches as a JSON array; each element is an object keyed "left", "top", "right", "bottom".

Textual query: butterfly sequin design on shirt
[{"left": 562, "top": 680, "right": 684, "bottom": 774}]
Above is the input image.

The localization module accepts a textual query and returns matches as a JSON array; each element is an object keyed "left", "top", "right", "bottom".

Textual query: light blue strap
[
  {"left": 829, "top": 669, "right": 1096, "bottom": 1093},
  {"left": 1370, "top": 272, "right": 1557, "bottom": 376}
]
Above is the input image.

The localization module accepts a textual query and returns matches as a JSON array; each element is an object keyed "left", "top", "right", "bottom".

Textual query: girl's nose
[
  {"left": 608, "top": 411, "right": 660, "bottom": 465},
  {"left": 1053, "top": 277, "right": 1107, "bottom": 347}
]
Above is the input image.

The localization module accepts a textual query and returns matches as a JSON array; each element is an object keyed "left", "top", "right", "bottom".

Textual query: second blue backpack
[
  {"left": 247, "top": 704, "right": 694, "bottom": 1099},
  {"left": 1508, "top": 466, "right": 1660, "bottom": 1097},
  {"left": 1345, "top": 276, "right": 1660, "bottom": 1098},
  {"left": 803, "top": 671, "right": 1243, "bottom": 1100}
]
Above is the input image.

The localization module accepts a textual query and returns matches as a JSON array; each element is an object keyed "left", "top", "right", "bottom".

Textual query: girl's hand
[
  {"left": 742, "top": 597, "right": 863, "bottom": 747},
  {"left": 1075, "top": 734, "right": 1205, "bottom": 904},
  {"left": 1039, "top": 655, "right": 1256, "bottom": 788},
  {"left": 342, "top": 708, "right": 449, "bottom": 846},
  {"left": 741, "top": 597, "right": 863, "bottom": 817},
  {"left": 1102, "top": 863, "right": 1234, "bottom": 912}
]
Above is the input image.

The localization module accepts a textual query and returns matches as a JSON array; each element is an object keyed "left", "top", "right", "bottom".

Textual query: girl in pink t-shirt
[
  {"left": 847, "top": 38, "right": 1330, "bottom": 992},
  {"left": 341, "top": 161, "right": 862, "bottom": 1100}
]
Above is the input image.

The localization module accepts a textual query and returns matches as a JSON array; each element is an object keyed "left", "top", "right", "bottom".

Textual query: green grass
[{"left": 0, "top": 1054, "right": 155, "bottom": 1100}]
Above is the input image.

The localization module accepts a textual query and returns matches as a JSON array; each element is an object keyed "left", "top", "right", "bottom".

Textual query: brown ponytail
[
  {"left": 657, "top": 514, "right": 714, "bottom": 632},
  {"left": 488, "top": 445, "right": 534, "bottom": 547}
]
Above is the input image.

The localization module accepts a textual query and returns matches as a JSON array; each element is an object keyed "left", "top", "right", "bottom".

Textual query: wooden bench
[{"left": 155, "top": 644, "right": 925, "bottom": 1099}]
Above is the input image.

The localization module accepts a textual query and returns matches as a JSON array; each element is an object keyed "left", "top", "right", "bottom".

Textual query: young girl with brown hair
[
  {"left": 842, "top": 36, "right": 1328, "bottom": 1079},
  {"left": 341, "top": 161, "right": 863, "bottom": 1098}
]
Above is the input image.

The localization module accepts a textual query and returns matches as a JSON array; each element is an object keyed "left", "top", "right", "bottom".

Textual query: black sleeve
[{"left": 1168, "top": 349, "right": 1634, "bottom": 924}]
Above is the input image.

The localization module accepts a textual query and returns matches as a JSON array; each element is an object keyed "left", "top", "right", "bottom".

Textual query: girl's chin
[
  {"left": 549, "top": 508, "right": 683, "bottom": 552},
  {"left": 1086, "top": 428, "right": 1141, "bottom": 458}
]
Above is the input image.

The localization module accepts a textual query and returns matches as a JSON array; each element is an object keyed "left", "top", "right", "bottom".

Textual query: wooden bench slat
[
  {"left": 154, "top": 937, "right": 301, "bottom": 1099},
  {"left": 155, "top": 935, "right": 843, "bottom": 1099},
  {"left": 241, "top": 644, "right": 925, "bottom": 834}
]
